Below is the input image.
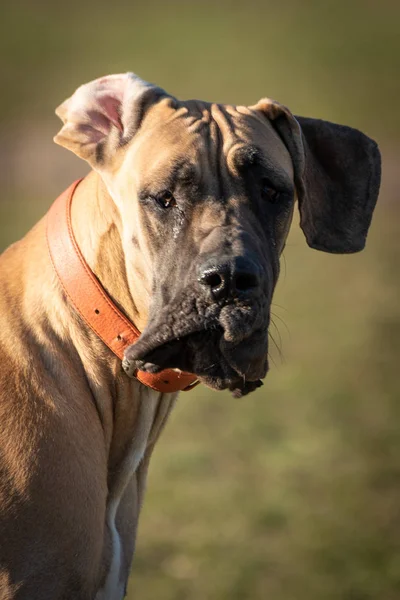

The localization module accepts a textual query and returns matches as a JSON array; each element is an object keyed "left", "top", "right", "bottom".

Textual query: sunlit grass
[
  {"left": 1, "top": 0, "right": 399, "bottom": 597},
  {"left": 127, "top": 204, "right": 400, "bottom": 600}
]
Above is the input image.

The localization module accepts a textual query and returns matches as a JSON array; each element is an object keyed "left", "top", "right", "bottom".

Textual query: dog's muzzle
[{"left": 123, "top": 288, "right": 270, "bottom": 397}]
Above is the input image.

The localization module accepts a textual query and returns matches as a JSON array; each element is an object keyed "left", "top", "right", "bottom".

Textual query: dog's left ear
[
  {"left": 255, "top": 99, "right": 381, "bottom": 253},
  {"left": 54, "top": 73, "right": 168, "bottom": 167}
]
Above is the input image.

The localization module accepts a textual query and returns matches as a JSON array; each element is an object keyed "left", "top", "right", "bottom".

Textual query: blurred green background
[{"left": 1, "top": 1, "right": 399, "bottom": 598}]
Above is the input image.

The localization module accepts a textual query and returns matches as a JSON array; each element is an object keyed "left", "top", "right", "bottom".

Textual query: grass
[
  {"left": 1, "top": 193, "right": 399, "bottom": 599},
  {"left": 0, "top": 0, "right": 399, "bottom": 597},
  {"left": 125, "top": 201, "right": 400, "bottom": 600},
  {"left": 1, "top": 0, "right": 399, "bottom": 141}
]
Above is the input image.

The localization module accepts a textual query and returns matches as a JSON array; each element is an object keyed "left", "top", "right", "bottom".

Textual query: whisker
[
  {"left": 270, "top": 317, "right": 283, "bottom": 350},
  {"left": 268, "top": 330, "right": 285, "bottom": 365},
  {"left": 268, "top": 351, "right": 278, "bottom": 369},
  {"left": 203, "top": 362, "right": 218, "bottom": 373},
  {"left": 268, "top": 330, "right": 281, "bottom": 356},
  {"left": 271, "top": 311, "right": 290, "bottom": 337},
  {"left": 271, "top": 302, "right": 289, "bottom": 313}
]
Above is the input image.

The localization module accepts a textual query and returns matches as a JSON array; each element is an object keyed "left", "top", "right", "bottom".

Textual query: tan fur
[
  {"left": 0, "top": 173, "right": 178, "bottom": 599},
  {"left": 0, "top": 91, "right": 295, "bottom": 598},
  {"left": 0, "top": 66, "right": 382, "bottom": 596}
]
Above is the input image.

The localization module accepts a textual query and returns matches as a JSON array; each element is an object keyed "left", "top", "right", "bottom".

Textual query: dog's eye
[
  {"left": 261, "top": 181, "right": 280, "bottom": 204},
  {"left": 155, "top": 190, "right": 176, "bottom": 209}
]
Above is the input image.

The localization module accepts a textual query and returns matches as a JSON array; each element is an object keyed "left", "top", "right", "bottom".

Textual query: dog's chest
[{"left": 96, "top": 384, "right": 177, "bottom": 600}]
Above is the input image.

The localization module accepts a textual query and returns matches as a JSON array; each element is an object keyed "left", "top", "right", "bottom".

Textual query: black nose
[{"left": 198, "top": 257, "right": 260, "bottom": 301}]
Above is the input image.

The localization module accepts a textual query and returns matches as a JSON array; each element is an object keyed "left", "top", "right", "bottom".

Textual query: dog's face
[
  {"left": 54, "top": 73, "right": 381, "bottom": 396},
  {"left": 104, "top": 99, "right": 296, "bottom": 395}
]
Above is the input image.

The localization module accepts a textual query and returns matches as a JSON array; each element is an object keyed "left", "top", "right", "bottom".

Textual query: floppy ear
[
  {"left": 54, "top": 73, "right": 167, "bottom": 167},
  {"left": 255, "top": 99, "right": 381, "bottom": 253}
]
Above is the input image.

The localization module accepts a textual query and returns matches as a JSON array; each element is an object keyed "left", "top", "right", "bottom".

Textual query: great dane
[{"left": 0, "top": 73, "right": 381, "bottom": 599}]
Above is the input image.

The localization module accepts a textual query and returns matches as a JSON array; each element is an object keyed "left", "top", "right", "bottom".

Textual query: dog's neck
[{"left": 71, "top": 171, "right": 148, "bottom": 333}]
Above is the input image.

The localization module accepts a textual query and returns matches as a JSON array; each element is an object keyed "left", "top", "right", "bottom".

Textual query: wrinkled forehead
[{"left": 121, "top": 97, "right": 294, "bottom": 189}]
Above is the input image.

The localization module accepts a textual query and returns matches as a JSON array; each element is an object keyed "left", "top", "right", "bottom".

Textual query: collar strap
[{"left": 46, "top": 179, "right": 199, "bottom": 393}]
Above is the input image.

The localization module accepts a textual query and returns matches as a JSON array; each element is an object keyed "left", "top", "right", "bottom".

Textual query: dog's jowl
[{"left": 0, "top": 73, "right": 381, "bottom": 600}]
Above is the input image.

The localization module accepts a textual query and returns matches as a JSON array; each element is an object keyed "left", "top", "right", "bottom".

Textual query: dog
[{"left": 0, "top": 73, "right": 381, "bottom": 599}]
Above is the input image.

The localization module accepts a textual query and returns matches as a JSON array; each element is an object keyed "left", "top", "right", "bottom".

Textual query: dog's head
[{"left": 54, "top": 73, "right": 381, "bottom": 396}]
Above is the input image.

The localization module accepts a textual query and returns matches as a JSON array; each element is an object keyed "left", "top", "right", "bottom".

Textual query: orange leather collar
[{"left": 46, "top": 179, "right": 198, "bottom": 393}]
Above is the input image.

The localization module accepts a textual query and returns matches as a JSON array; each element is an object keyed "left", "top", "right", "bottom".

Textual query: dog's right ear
[
  {"left": 54, "top": 73, "right": 167, "bottom": 166},
  {"left": 254, "top": 98, "right": 381, "bottom": 254}
]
